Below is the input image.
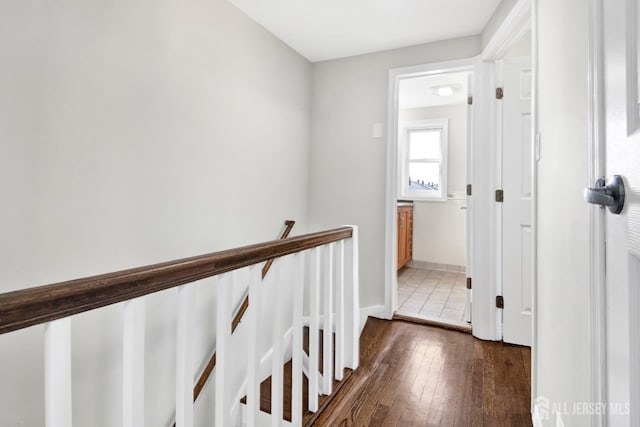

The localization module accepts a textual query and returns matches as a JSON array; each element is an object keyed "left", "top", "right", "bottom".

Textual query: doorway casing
[
  {"left": 384, "top": 58, "right": 474, "bottom": 323},
  {"left": 382, "top": 0, "right": 534, "bottom": 400}
]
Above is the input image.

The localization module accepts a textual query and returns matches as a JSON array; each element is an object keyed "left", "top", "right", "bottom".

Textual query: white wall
[
  {"left": 398, "top": 105, "right": 467, "bottom": 267},
  {"left": 0, "top": 0, "right": 311, "bottom": 425},
  {"left": 536, "top": 0, "right": 591, "bottom": 425},
  {"left": 308, "top": 36, "right": 481, "bottom": 308},
  {"left": 505, "top": 30, "right": 532, "bottom": 58}
]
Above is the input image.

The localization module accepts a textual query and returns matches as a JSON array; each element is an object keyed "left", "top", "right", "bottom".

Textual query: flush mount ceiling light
[
  {"left": 430, "top": 84, "right": 462, "bottom": 97},
  {"left": 437, "top": 86, "right": 454, "bottom": 97}
]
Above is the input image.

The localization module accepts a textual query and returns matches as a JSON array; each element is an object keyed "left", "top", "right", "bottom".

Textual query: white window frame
[{"left": 398, "top": 118, "right": 448, "bottom": 201}]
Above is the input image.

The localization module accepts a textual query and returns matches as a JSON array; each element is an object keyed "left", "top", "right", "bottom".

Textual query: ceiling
[
  {"left": 227, "top": 0, "right": 502, "bottom": 62},
  {"left": 399, "top": 72, "right": 471, "bottom": 109}
]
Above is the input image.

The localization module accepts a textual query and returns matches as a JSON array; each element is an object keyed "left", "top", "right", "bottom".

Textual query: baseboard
[
  {"left": 531, "top": 411, "right": 565, "bottom": 427},
  {"left": 407, "top": 260, "right": 466, "bottom": 273},
  {"left": 393, "top": 312, "right": 472, "bottom": 334},
  {"left": 360, "top": 305, "right": 385, "bottom": 332},
  {"left": 532, "top": 405, "right": 542, "bottom": 427},
  {"left": 533, "top": 399, "right": 562, "bottom": 427}
]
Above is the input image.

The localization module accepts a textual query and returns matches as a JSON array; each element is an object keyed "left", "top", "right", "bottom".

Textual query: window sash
[
  {"left": 407, "top": 129, "right": 442, "bottom": 161},
  {"left": 398, "top": 118, "right": 448, "bottom": 201}
]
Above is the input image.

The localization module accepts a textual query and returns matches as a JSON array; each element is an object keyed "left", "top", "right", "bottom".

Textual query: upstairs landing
[{"left": 313, "top": 318, "right": 531, "bottom": 426}]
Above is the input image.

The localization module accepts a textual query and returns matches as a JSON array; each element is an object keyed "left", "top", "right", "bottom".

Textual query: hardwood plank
[{"left": 311, "top": 318, "right": 531, "bottom": 426}]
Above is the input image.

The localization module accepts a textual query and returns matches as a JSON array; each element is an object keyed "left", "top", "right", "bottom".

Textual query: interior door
[
  {"left": 600, "top": 0, "right": 640, "bottom": 424},
  {"left": 502, "top": 57, "right": 533, "bottom": 346}
]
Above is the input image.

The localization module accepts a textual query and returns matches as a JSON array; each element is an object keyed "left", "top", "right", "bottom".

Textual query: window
[{"left": 398, "top": 119, "right": 448, "bottom": 201}]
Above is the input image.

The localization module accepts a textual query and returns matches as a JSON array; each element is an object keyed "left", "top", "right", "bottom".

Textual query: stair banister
[
  {"left": 189, "top": 219, "right": 296, "bottom": 418},
  {"left": 0, "top": 225, "right": 358, "bottom": 427},
  {"left": 0, "top": 226, "right": 352, "bottom": 335}
]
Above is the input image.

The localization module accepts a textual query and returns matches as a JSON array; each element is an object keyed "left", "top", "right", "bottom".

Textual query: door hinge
[
  {"left": 466, "top": 278, "right": 472, "bottom": 289},
  {"left": 496, "top": 295, "right": 504, "bottom": 309},
  {"left": 496, "top": 87, "right": 504, "bottom": 99},
  {"left": 495, "top": 189, "right": 504, "bottom": 203},
  {"left": 466, "top": 184, "right": 472, "bottom": 196},
  {"left": 467, "top": 95, "right": 473, "bottom": 105}
]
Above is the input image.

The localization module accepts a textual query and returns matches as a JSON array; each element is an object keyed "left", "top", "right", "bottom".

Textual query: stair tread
[
  {"left": 240, "top": 363, "right": 352, "bottom": 425},
  {"left": 240, "top": 328, "right": 354, "bottom": 426}
]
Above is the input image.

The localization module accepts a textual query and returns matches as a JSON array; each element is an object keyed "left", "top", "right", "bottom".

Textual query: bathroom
[{"left": 394, "top": 70, "right": 470, "bottom": 329}]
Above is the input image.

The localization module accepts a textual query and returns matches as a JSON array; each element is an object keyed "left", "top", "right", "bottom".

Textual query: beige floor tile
[{"left": 396, "top": 267, "right": 470, "bottom": 325}]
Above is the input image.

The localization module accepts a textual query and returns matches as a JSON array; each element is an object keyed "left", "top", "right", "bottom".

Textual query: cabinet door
[
  {"left": 406, "top": 208, "right": 413, "bottom": 261},
  {"left": 398, "top": 210, "right": 407, "bottom": 270}
]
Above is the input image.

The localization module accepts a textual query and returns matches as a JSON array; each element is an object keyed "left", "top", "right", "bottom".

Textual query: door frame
[
  {"left": 584, "top": 0, "right": 607, "bottom": 423},
  {"left": 477, "top": 0, "right": 533, "bottom": 344},
  {"left": 384, "top": 57, "right": 475, "bottom": 322},
  {"left": 383, "top": 0, "right": 532, "bottom": 326},
  {"left": 382, "top": 0, "right": 535, "bottom": 407}
]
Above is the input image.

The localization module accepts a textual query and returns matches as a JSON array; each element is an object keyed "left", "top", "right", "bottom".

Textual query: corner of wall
[
  {"left": 481, "top": 0, "right": 520, "bottom": 49},
  {"left": 360, "top": 305, "right": 387, "bottom": 331}
]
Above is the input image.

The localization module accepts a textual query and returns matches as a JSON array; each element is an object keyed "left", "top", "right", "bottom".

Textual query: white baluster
[
  {"left": 123, "top": 298, "right": 145, "bottom": 427},
  {"left": 343, "top": 226, "right": 360, "bottom": 370},
  {"left": 45, "top": 318, "right": 72, "bottom": 427},
  {"left": 291, "top": 252, "right": 305, "bottom": 426},
  {"left": 334, "top": 240, "right": 345, "bottom": 381},
  {"left": 246, "top": 265, "right": 262, "bottom": 427},
  {"left": 308, "top": 246, "right": 321, "bottom": 411},
  {"left": 215, "top": 274, "right": 233, "bottom": 427},
  {"left": 271, "top": 258, "right": 287, "bottom": 426},
  {"left": 322, "top": 244, "right": 334, "bottom": 395},
  {"left": 176, "top": 285, "right": 194, "bottom": 427}
]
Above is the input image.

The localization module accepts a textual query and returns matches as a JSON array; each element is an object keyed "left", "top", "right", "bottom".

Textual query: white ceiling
[
  {"left": 399, "top": 72, "right": 470, "bottom": 109},
  {"left": 227, "top": 0, "right": 502, "bottom": 62}
]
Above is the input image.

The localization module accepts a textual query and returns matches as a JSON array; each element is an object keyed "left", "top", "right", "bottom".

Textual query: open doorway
[{"left": 393, "top": 70, "right": 472, "bottom": 330}]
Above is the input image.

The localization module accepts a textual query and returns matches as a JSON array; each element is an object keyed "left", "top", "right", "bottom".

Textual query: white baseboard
[
  {"left": 533, "top": 400, "right": 564, "bottom": 427},
  {"left": 361, "top": 305, "right": 385, "bottom": 331},
  {"left": 532, "top": 406, "right": 542, "bottom": 427},
  {"left": 407, "top": 260, "right": 466, "bottom": 273}
]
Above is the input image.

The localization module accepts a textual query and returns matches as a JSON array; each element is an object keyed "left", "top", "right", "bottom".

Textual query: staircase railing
[
  {"left": 188, "top": 220, "right": 296, "bottom": 416},
  {"left": 0, "top": 224, "right": 359, "bottom": 427}
]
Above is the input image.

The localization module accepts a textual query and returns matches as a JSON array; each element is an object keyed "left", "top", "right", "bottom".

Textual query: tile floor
[{"left": 397, "top": 267, "right": 468, "bottom": 323}]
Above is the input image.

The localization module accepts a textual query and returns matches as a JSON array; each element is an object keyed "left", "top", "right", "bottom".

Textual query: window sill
[{"left": 401, "top": 196, "right": 448, "bottom": 203}]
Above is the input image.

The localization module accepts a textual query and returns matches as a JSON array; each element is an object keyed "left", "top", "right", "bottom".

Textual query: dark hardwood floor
[{"left": 311, "top": 318, "right": 532, "bottom": 427}]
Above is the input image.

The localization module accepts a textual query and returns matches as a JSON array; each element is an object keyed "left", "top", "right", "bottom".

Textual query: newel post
[{"left": 343, "top": 225, "right": 360, "bottom": 370}]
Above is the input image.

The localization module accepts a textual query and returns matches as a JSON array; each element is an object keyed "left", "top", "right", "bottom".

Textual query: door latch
[{"left": 584, "top": 175, "right": 625, "bottom": 215}]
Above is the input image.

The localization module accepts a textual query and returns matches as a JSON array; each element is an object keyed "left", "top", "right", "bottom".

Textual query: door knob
[{"left": 584, "top": 175, "right": 625, "bottom": 214}]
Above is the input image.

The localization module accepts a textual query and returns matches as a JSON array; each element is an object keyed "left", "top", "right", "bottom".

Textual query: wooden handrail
[
  {"left": 191, "top": 219, "right": 295, "bottom": 404},
  {"left": 233, "top": 220, "right": 295, "bottom": 335},
  {"left": 0, "top": 226, "right": 352, "bottom": 335},
  {"left": 262, "top": 220, "right": 295, "bottom": 279}
]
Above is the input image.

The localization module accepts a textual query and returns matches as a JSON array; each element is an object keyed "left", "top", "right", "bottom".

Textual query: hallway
[{"left": 313, "top": 318, "right": 531, "bottom": 426}]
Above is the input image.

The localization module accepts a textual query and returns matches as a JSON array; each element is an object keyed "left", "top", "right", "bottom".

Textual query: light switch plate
[{"left": 372, "top": 123, "right": 383, "bottom": 138}]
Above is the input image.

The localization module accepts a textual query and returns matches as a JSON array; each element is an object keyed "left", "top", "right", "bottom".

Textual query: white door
[
  {"left": 601, "top": 0, "right": 640, "bottom": 424},
  {"left": 502, "top": 57, "right": 533, "bottom": 346}
]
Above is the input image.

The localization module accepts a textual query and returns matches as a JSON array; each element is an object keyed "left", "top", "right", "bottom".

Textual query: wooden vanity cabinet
[{"left": 397, "top": 205, "right": 413, "bottom": 270}]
